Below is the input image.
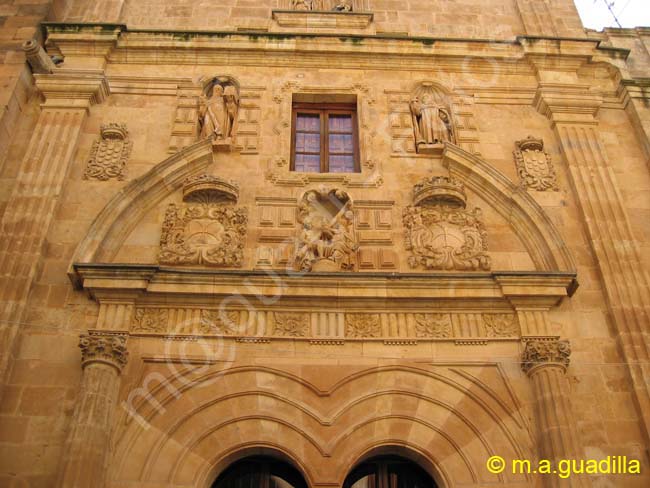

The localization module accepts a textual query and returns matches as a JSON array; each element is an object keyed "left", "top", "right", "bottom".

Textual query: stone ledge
[{"left": 272, "top": 10, "right": 373, "bottom": 30}]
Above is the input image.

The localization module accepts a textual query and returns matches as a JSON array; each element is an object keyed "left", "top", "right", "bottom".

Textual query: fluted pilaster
[{"left": 0, "top": 70, "right": 108, "bottom": 398}]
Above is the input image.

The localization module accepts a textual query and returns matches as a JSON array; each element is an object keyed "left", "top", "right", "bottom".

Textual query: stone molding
[
  {"left": 34, "top": 69, "right": 110, "bottom": 109},
  {"left": 79, "top": 332, "right": 129, "bottom": 373},
  {"left": 521, "top": 339, "right": 571, "bottom": 375}
]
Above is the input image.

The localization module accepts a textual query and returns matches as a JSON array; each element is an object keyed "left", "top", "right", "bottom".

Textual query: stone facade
[{"left": 0, "top": 1, "right": 650, "bottom": 487}]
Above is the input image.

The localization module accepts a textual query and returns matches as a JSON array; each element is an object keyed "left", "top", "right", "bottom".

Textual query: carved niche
[
  {"left": 199, "top": 77, "right": 240, "bottom": 152},
  {"left": 409, "top": 82, "right": 456, "bottom": 155},
  {"left": 294, "top": 187, "right": 359, "bottom": 272},
  {"left": 403, "top": 176, "right": 491, "bottom": 271},
  {"left": 84, "top": 123, "right": 132, "bottom": 181},
  {"left": 158, "top": 174, "right": 248, "bottom": 267},
  {"left": 514, "top": 136, "right": 558, "bottom": 191}
]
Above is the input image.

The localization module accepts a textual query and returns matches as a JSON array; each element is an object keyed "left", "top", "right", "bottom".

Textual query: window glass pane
[
  {"left": 328, "top": 114, "right": 353, "bottom": 132},
  {"left": 329, "top": 133, "right": 353, "bottom": 154},
  {"left": 296, "top": 132, "right": 320, "bottom": 153},
  {"left": 329, "top": 155, "right": 355, "bottom": 173},
  {"left": 296, "top": 113, "right": 321, "bottom": 131},
  {"left": 295, "top": 153, "right": 321, "bottom": 173}
]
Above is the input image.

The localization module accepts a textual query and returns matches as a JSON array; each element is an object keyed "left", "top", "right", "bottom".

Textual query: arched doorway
[
  {"left": 212, "top": 456, "right": 309, "bottom": 488},
  {"left": 343, "top": 456, "right": 438, "bottom": 488}
]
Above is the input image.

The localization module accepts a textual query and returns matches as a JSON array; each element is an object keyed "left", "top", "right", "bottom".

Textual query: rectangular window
[{"left": 291, "top": 103, "right": 360, "bottom": 173}]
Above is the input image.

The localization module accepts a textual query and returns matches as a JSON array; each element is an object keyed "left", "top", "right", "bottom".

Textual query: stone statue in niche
[
  {"left": 83, "top": 123, "right": 132, "bottom": 181},
  {"left": 158, "top": 174, "right": 247, "bottom": 267},
  {"left": 409, "top": 83, "right": 455, "bottom": 154},
  {"left": 514, "top": 136, "right": 559, "bottom": 191},
  {"left": 333, "top": 0, "right": 353, "bottom": 11},
  {"left": 403, "top": 176, "right": 491, "bottom": 271},
  {"left": 199, "top": 80, "right": 240, "bottom": 151},
  {"left": 295, "top": 187, "right": 358, "bottom": 272}
]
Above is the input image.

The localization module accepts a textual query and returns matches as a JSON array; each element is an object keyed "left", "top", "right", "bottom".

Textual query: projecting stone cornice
[
  {"left": 41, "top": 22, "right": 629, "bottom": 72},
  {"left": 34, "top": 69, "right": 109, "bottom": 108},
  {"left": 72, "top": 263, "right": 576, "bottom": 308}
]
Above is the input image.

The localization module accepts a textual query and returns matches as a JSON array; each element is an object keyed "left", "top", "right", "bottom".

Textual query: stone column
[
  {"left": 522, "top": 339, "right": 589, "bottom": 488},
  {"left": 57, "top": 332, "right": 129, "bottom": 488},
  {"left": 0, "top": 70, "right": 108, "bottom": 399}
]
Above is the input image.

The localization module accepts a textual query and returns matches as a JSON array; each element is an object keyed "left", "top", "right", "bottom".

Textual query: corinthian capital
[
  {"left": 521, "top": 339, "right": 571, "bottom": 375},
  {"left": 79, "top": 333, "right": 129, "bottom": 373}
]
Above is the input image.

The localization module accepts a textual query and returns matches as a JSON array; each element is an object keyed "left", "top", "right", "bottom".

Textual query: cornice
[
  {"left": 72, "top": 263, "right": 576, "bottom": 308},
  {"left": 40, "top": 23, "right": 629, "bottom": 73}
]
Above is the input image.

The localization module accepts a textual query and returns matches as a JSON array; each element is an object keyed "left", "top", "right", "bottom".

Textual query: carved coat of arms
[
  {"left": 84, "top": 123, "right": 132, "bottom": 181},
  {"left": 403, "top": 176, "right": 491, "bottom": 271},
  {"left": 514, "top": 136, "right": 558, "bottom": 191}
]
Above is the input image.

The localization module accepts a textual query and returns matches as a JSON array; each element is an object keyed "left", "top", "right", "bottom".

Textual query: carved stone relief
[
  {"left": 294, "top": 187, "right": 359, "bottom": 272},
  {"left": 290, "top": 0, "right": 355, "bottom": 10},
  {"left": 132, "top": 308, "right": 169, "bottom": 333},
  {"left": 158, "top": 175, "right": 248, "bottom": 267},
  {"left": 415, "top": 313, "right": 452, "bottom": 338},
  {"left": 514, "top": 136, "right": 558, "bottom": 191},
  {"left": 404, "top": 176, "right": 491, "bottom": 271},
  {"left": 273, "top": 312, "right": 310, "bottom": 337},
  {"left": 84, "top": 123, "right": 132, "bottom": 181},
  {"left": 346, "top": 313, "right": 381, "bottom": 337},
  {"left": 127, "top": 307, "right": 522, "bottom": 340},
  {"left": 483, "top": 314, "right": 520, "bottom": 337},
  {"left": 199, "top": 309, "right": 240, "bottom": 335}
]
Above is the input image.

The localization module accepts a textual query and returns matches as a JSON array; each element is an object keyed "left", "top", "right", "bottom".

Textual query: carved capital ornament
[
  {"left": 521, "top": 339, "right": 571, "bottom": 375},
  {"left": 79, "top": 333, "right": 129, "bottom": 373}
]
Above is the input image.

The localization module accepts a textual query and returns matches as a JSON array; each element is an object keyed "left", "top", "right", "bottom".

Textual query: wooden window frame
[{"left": 290, "top": 103, "right": 360, "bottom": 173}]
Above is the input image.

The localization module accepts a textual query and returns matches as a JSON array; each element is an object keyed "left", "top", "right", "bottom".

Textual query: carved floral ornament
[
  {"left": 158, "top": 174, "right": 248, "bottom": 267},
  {"left": 83, "top": 123, "right": 132, "bottom": 181},
  {"left": 291, "top": 0, "right": 353, "bottom": 11},
  {"left": 521, "top": 339, "right": 571, "bottom": 375},
  {"left": 294, "top": 187, "right": 359, "bottom": 272},
  {"left": 79, "top": 333, "right": 128, "bottom": 373},
  {"left": 514, "top": 136, "right": 558, "bottom": 191},
  {"left": 403, "top": 176, "right": 491, "bottom": 271}
]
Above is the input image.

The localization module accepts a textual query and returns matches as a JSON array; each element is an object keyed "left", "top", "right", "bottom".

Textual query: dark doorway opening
[
  {"left": 211, "top": 456, "right": 308, "bottom": 488},
  {"left": 343, "top": 456, "right": 438, "bottom": 488}
]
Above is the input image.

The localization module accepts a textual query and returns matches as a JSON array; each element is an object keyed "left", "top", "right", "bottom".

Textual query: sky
[{"left": 574, "top": 0, "right": 650, "bottom": 30}]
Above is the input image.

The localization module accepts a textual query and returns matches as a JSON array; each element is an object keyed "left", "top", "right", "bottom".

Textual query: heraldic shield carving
[
  {"left": 158, "top": 175, "right": 248, "bottom": 267},
  {"left": 403, "top": 176, "right": 491, "bottom": 271}
]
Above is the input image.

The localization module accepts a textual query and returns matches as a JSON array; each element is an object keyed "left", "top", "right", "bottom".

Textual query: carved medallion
[
  {"left": 158, "top": 175, "right": 248, "bottom": 267},
  {"left": 514, "top": 136, "right": 558, "bottom": 191},
  {"left": 414, "top": 313, "right": 452, "bottom": 338},
  {"left": 404, "top": 177, "right": 490, "bottom": 271},
  {"left": 274, "top": 312, "right": 309, "bottom": 337},
  {"left": 294, "top": 187, "right": 359, "bottom": 272},
  {"left": 84, "top": 123, "right": 132, "bottom": 181},
  {"left": 483, "top": 314, "right": 519, "bottom": 337},
  {"left": 345, "top": 313, "right": 381, "bottom": 337}
]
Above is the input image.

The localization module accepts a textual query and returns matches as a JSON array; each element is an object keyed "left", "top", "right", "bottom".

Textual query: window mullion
[{"left": 321, "top": 111, "right": 328, "bottom": 173}]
